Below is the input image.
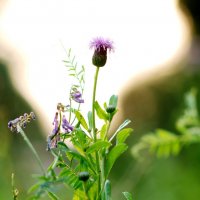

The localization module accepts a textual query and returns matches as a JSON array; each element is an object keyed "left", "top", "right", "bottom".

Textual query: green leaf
[
  {"left": 47, "top": 191, "right": 60, "bottom": 200},
  {"left": 116, "top": 128, "right": 133, "bottom": 144},
  {"left": 86, "top": 140, "right": 111, "bottom": 154},
  {"left": 28, "top": 183, "right": 40, "bottom": 194},
  {"left": 105, "top": 143, "right": 128, "bottom": 177},
  {"left": 94, "top": 101, "right": 109, "bottom": 121},
  {"left": 66, "top": 150, "right": 96, "bottom": 173},
  {"left": 87, "top": 111, "right": 93, "bottom": 130},
  {"left": 100, "top": 123, "right": 109, "bottom": 139},
  {"left": 73, "top": 189, "right": 87, "bottom": 200},
  {"left": 109, "top": 119, "right": 131, "bottom": 142},
  {"left": 57, "top": 141, "right": 69, "bottom": 152},
  {"left": 104, "top": 179, "right": 112, "bottom": 200},
  {"left": 109, "top": 95, "right": 118, "bottom": 108},
  {"left": 59, "top": 168, "right": 82, "bottom": 190},
  {"left": 122, "top": 192, "right": 133, "bottom": 200},
  {"left": 75, "top": 111, "right": 89, "bottom": 130}
]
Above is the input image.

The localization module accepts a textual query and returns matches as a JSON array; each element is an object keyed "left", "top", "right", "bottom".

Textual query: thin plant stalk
[
  {"left": 17, "top": 125, "right": 46, "bottom": 175},
  {"left": 91, "top": 66, "right": 101, "bottom": 198},
  {"left": 11, "top": 173, "right": 19, "bottom": 200},
  {"left": 92, "top": 66, "right": 100, "bottom": 141}
]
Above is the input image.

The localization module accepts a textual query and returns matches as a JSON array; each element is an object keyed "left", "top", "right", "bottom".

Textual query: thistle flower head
[
  {"left": 89, "top": 37, "right": 114, "bottom": 52},
  {"left": 89, "top": 37, "right": 114, "bottom": 67}
]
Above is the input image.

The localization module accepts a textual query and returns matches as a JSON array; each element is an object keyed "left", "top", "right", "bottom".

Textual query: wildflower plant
[{"left": 8, "top": 37, "right": 133, "bottom": 200}]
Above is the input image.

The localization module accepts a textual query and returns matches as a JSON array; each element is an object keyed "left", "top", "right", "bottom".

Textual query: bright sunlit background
[{"left": 0, "top": 0, "right": 190, "bottom": 133}]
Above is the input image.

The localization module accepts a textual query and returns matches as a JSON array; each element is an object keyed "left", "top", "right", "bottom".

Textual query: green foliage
[
  {"left": 19, "top": 48, "right": 134, "bottom": 199},
  {"left": 132, "top": 88, "right": 200, "bottom": 159},
  {"left": 63, "top": 48, "right": 85, "bottom": 91},
  {"left": 104, "top": 180, "right": 111, "bottom": 200},
  {"left": 94, "top": 101, "right": 109, "bottom": 121},
  {"left": 105, "top": 143, "right": 128, "bottom": 177},
  {"left": 122, "top": 192, "right": 133, "bottom": 200},
  {"left": 74, "top": 110, "right": 89, "bottom": 131}
]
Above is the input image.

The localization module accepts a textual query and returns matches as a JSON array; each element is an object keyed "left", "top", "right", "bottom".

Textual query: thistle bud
[{"left": 90, "top": 37, "right": 114, "bottom": 67}]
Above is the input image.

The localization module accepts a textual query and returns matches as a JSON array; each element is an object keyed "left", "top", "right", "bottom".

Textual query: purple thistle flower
[
  {"left": 62, "top": 115, "right": 73, "bottom": 133},
  {"left": 89, "top": 37, "right": 114, "bottom": 52},
  {"left": 90, "top": 37, "right": 114, "bottom": 67},
  {"left": 71, "top": 90, "right": 84, "bottom": 103}
]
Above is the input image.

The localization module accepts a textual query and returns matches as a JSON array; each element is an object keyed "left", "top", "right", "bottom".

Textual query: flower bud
[
  {"left": 92, "top": 47, "right": 107, "bottom": 67},
  {"left": 78, "top": 171, "right": 90, "bottom": 182},
  {"left": 90, "top": 37, "right": 114, "bottom": 67},
  {"left": 106, "top": 105, "right": 116, "bottom": 113}
]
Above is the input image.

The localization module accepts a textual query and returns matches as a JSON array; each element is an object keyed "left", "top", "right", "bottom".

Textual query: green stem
[
  {"left": 11, "top": 173, "right": 19, "bottom": 200},
  {"left": 91, "top": 67, "right": 101, "bottom": 199},
  {"left": 100, "top": 120, "right": 111, "bottom": 199},
  {"left": 92, "top": 67, "right": 100, "bottom": 141},
  {"left": 17, "top": 125, "right": 46, "bottom": 175},
  {"left": 83, "top": 181, "right": 90, "bottom": 200}
]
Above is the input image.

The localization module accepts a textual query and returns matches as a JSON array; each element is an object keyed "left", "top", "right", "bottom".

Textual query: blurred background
[{"left": 1, "top": 0, "right": 200, "bottom": 199}]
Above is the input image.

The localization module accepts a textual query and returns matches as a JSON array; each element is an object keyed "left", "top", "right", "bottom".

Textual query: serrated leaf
[
  {"left": 94, "top": 101, "right": 109, "bottom": 121},
  {"left": 86, "top": 140, "right": 111, "bottom": 154},
  {"left": 116, "top": 128, "right": 133, "bottom": 144},
  {"left": 123, "top": 192, "right": 133, "bottom": 200},
  {"left": 75, "top": 111, "right": 89, "bottom": 130},
  {"left": 105, "top": 143, "right": 128, "bottom": 177}
]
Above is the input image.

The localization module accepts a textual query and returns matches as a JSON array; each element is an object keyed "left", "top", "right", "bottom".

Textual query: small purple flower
[
  {"left": 62, "top": 115, "right": 73, "bottom": 133},
  {"left": 71, "top": 90, "right": 84, "bottom": 103},
  {"left": 52, "top": 112, "right": 59, "bottom": 134},
  {"left": 47, "top": 112, "right": 60, "bottom": 150}
]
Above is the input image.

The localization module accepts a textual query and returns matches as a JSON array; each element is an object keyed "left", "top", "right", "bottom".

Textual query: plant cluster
[{"left": 8, "top": 38, "right": 133, "bottom": 200}]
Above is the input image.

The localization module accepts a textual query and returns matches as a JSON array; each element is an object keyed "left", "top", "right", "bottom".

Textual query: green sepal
[{"left": 109, "top": 95, "right": 118, "bottom": 108}]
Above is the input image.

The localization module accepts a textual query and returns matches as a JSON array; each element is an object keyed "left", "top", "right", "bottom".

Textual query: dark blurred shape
[
  {"left": 111, "top": 0, "right": 200, "bottom": 199},
  {"left": 0, "top": 61, "right": 48, "bottom": 199},
  {"left": 179, "top": 0, "right": 200, "bottom": 35}
]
